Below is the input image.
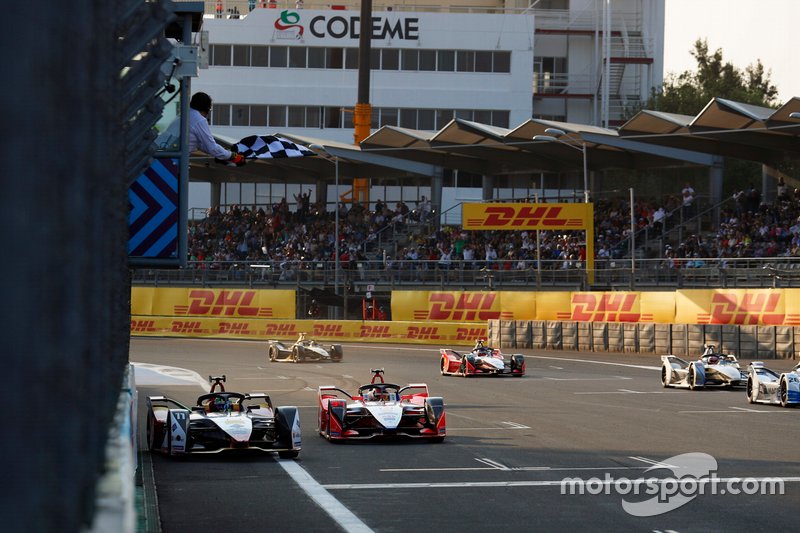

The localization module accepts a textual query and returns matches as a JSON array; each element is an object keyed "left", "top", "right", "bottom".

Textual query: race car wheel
[
  {"left": 746, "top": 378, "right": 756, "bottom": 404},
  {"left": 660, "top": 366, "right": 670, "bottom": 388},
  {"left": 269, "top": 346, "right": 277, "bottom": 362},
  {"left": 689, "top": 364, "right": 700, "bottom": 391},
  {"left": 292, "top": 347, "right": 300, "bottom": 363},
  {"left": 146, "top": 410, "right": 158, "bottom": 451},
  {"left": 330, "top": 345, "right": 343, "bottom": 362},
  {"left": 780, "top": 379, "right": 789, "bottom": 408},
  {"left": 440, "top": 357, "right": 447, "bottom": 375}
]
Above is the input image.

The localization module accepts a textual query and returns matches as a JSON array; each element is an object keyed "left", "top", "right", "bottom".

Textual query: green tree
[
  {"left": 623, "top": 39, "right": 792, "bottom": 199},
  {"left": 644, "top": 38, "right": 779, "bottom": 115}
]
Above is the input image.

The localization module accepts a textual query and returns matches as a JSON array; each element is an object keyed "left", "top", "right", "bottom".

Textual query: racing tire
[
  {"left": 689, "top": 364, "right": 702, "bottom": 391},
  {"left": 146, "top": 410, "right": 159, "bottom": 452},
  {"left": 429, "top": 436, "right": 445, "bottom": 443},
  {"left": 292, "top": 346, "right": 300, "bottom": 363},
  {"left": 780, "top": 378, "right": 789, "bottom": 408},
  {"left": 330, "top": 345, "right": 343, "bottom": 362},
  {"left": 269, "top": 346, "right": 277, "bottom": 362},
  {"left": 661, "top": 366, "right": 670, "bottom": 388},
  {"left": 746, "top": 378, "right": 757, "bottom": 404},
  {"left": 440, "top": 357, "right": 448, "bottom": 375}
]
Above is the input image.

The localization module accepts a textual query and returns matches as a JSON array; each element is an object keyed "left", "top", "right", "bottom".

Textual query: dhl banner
[
  {"left": 462, "top": 202, "right": 595, "bottom": 283},
  {"left": 130, "top": 317, "right": 487, "bottom": 345},
  {"left": 392, "top": 290, "right": 676, "bottom": 323},
  {"left": 675, "top": 288, "right": 800, "bottom": 326},
  {"left": 131, "top": 287, "right": 295, "bottom": 319}
]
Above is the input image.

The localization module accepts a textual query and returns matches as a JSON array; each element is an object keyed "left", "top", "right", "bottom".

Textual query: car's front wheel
[
  {"left": 746, "top": 378, "right": 757, "bottom": 404},
  {"left": 269, "top": 346, "right": 277, "bottom": 362},
  {"left": 780, "top": 378, "right": 789, "bottom": 407}
]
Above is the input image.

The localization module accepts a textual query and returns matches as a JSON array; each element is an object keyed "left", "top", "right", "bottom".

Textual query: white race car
[
  {"left": 267, "top": 332, "right": 343, "bottom": 363},
  {"left": 746, "top": 361, "right": 800, "bottom": 407},
  {"left": 661, "top": 345, "right": 747, "bottom": 390}
]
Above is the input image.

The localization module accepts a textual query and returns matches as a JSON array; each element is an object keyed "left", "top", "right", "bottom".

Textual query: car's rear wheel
[
  {"left": 292, "top": 347, "right": 300, "bottom": 363},
  {"left": 279, "top": 450, "right": 299, "bottom": 459},
  {"left": 146, "top": 411, "right": 158, "bottom": 451},
  {"left": 689, "top": 364, "right": 701, "bottom": 390},
  {"left": 269, "top": 346, "right": 277, "bottom": 362},
  {"left": 661, "top": 366, "right": 669, "bottom": 388},
  {"left": 440, "top": 357, "right": 448, "bottom": 375}
]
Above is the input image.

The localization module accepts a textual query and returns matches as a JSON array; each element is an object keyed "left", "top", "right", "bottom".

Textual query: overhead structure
[{"left": 194, "top": 96, "right": 800, "bottom": 186}]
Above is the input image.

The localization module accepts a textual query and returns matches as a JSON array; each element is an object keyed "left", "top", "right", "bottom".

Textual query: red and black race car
[
  {"left": 318, "top": 369, "right": 446, "bottom": 442},
  {"left": 440, "top": 339, "right": 526, "bottom": 377}
]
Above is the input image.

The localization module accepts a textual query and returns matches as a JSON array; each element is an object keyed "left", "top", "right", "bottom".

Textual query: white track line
[
  {"left": 323, "top": 477, "right": 800, "bottom": 491},
  {"left": 277, "top": 459, "right": 373, "bottom": 533},
  {"left": 524, "top": 354, "right": 660, "bottom": 371}
]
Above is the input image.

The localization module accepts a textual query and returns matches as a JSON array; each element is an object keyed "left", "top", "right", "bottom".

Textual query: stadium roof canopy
[{"left": 193, "top": 96, "right": 800, "bottom": 185}]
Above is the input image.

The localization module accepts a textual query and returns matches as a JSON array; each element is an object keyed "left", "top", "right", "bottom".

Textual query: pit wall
[
  {"left": 131, "top": 316, "right": 486, "bottom": 345},
  {"left": 488, "top": 321, "right": 800, "bottom": 360}
]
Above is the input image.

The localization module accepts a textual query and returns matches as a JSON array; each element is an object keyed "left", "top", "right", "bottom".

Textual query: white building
[{"left": 183, "top": 0, "right": 664, "bottom": 212}]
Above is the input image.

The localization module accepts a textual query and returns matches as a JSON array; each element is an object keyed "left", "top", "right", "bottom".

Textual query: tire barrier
[{"left": 489, "top": 320, "right": 800, "bottom": 360}]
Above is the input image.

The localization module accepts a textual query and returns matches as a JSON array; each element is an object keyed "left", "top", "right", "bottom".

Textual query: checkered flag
[{"left": 234, "top": 135, "right": 317, "bottom": 159}]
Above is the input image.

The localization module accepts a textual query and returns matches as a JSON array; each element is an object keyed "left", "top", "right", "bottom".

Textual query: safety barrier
[{"left": 489, "top": 320, "right": 800, "bottom": 360}]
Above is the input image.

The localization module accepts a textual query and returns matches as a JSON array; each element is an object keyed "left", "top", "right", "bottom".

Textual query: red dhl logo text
[
  {"left": 571, "top": 294, "right": 640, "bottom": 322},
  {"left": 219, "top": 322, "right": 250, "bottom": 334},
  {"left": 264, "top": 323, "right": 298, "bottom": 336},
  {"left": 407, "top": 326, "right": 441, "bottom": 340},
  {"left": 175, "top": 290, "right": 272, "bottom": 317},
  {"left": 313, "top": 324, "right": 346, "bottom": 337},
  {"left": 131, "top": 319, "right": 156, "bottom": 332},
  {"left": 421, "top": 293, "right": 501, "bottom": 321},
  {"left": 171, "top": 321, "right": 203, "bottom": 333},
  {"left": 360, "top": 325, "right": 392, "bottom": 338},
  {"left": 708, "top": 293, "right": 783, "bottom": 325},
  {"left": 455, "top": 327, "right": 487, "bottom": 340},
  {"left": 468, "top": 206, "right": 582, "bottom": 229}
]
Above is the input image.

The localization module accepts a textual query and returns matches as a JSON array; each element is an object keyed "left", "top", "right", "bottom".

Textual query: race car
[
  {"left": 317, "top": 369, "right": 446, "bottom": 442},
  {"left": 146, "top": 375, "right": 301, "bottom": 458},
  {"left": 661, "top": 345, "right": 747, "bottom": 390},
  {"left": 439, "top": 339, "right": 525, "bottom": 377},
  {"left": 746, "top": 361, "right": 800, "bottom": 407},
  {"left": 267, "top": 332, "right": 343, "bottom": 363},
  {"left": 697, "top": 344, "right": 748, "bottom": 387}
]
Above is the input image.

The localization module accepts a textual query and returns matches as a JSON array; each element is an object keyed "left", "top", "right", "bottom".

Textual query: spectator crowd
[{"left": 186, "top": 183, "right": 800, "bottom": 277}]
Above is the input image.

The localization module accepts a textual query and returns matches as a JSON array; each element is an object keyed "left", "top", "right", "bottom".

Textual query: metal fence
[{"left": 131, "top": 257, "right": 800, "bottom": 291}]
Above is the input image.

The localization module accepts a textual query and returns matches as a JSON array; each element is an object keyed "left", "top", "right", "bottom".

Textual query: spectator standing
[{"left": 681, "top": 182, "right": 695, "bottom": 220}]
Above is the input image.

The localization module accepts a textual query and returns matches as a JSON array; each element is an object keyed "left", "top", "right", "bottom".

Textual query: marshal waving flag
[{"left": 234, "top": 135, "right": 317, "bottom": 159}]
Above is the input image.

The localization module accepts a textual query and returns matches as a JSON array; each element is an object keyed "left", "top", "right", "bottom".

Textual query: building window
[
  {"left": 233, "top": 45, "right": 250, "bottom": 66},
  {"left": 252, "top": 46, "right": 268, "bottom": 67},
  {"left": 419, "top": 49, "right": 436, "bottom": 71},
  {"left": 534, "top": 56, "right": 568, "bottom": 94},
  {"left": 324, "top": 107, "right": 342, "bottom": 128},
  {"left": 308, "top": 47, "right": 325, "bottom": 68},
  {"left": 211, "top": 104, "right": 230, "bottom": 126},
  {"left": 456, "top": 50, "right": 475, "bottom": 72},
  {"left": 251, "top": 105, "right": 268, "bottom": 127},
  {"left": 326, "top": 47, "right": 344, "bottom": 69},
  {"left": 289, "top": 47, "right": 307, "bottom": 68},
  {"left": 438, "top": 50, "right": 455, "bottom": 72},
  {"left": 399, "top": 108, "right": 417, "bottom": 128},
  {"left": 306, "top": 107, "right": 321, "bottom": 128},
  {"left": 493, "top": 51, "right": 510, "bottom": 73},
  {"left": 380, "top": 108, "right": 398, "bottom": 127},
  {"left": 436, "top": 109, "right": 454, "bottom": 129},
  {"left": 418, "top": 109, "right": 435, "bottom": 130},
  {"left": 211, "top": 45, "right": 231, "bottom": 66},
  {"left": 345, "top": 48, "right": 359, "bottom": 69},
  {"left": 268, "top": 106, "right": 286, "bottom": 128},
  {"left": 475, "top": 51, "right": 492, "bottom": 73},
  {"left": 382, "top": 49, "right": 399, "bottom": 70},
  {"left": 401, "top": 49, "right": 418, "bottom": 70},
  {"left": 232, "top": 105, "right": 249, "bottom": 126},
  {"left": 288, "top": 106, "right": 306, "bottom": 127},
  {"left": 270, "top": 46, "right": 288, "bottom": 68}
]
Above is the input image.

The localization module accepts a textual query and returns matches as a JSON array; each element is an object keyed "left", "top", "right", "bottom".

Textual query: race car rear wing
[{"left": 147, "top": 395, "right": 191, "bottom": 411}]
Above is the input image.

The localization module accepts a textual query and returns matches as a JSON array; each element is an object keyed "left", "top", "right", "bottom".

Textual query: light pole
[
  {"left": 309, "top": 144, "right": 340, "bottom": 313},
  {"left": 532, "top": 127, "right": 589, "bottom": 203}
]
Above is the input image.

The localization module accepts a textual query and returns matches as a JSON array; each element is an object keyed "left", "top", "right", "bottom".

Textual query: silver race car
[
  {"left": 746, "top": 361, "right": 800, "bottom": 407},
  {"left": 267, "top": 332, "right": 343, "bottom": 363},
  {"left": 146, "top": 375, "right": 301, "bottom": 457},
  {"left": 661, "top": 344, "right": 747, "bottom": 390}
]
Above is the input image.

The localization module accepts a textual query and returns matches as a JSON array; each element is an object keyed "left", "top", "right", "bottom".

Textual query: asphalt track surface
[{"left": 132, "top": 338, "right": 800, "bottom": 533}]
